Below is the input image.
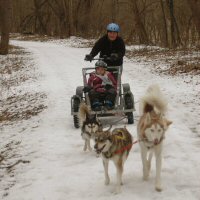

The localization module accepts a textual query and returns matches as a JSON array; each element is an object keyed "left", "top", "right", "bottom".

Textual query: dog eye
[
  {"left": 158, "top": 129, "right": 162, "bottom": 132},
  {"left": 150, "top": 129, "right": 154, "bottom": 132}
]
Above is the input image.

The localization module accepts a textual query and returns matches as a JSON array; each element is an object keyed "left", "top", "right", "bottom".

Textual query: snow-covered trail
[{"left": 2, "top": 40, "right": 200, "bottom": 200}]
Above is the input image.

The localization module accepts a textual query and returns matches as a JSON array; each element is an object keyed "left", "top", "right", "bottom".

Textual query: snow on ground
[
  {"left": 126, "top": 45, "right": 165, "bottom": 51},
  {"left": 0, "top": 39, "right": 200, "bottom": 200},
  {"left": 49, "top": 36, "right": 96, "bottom": 48}
]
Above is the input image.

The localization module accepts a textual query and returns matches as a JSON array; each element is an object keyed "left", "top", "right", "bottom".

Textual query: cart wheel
[
  {"left": 127, "top": 112, "right": 134, "bottom": 124},
  {"left": 125, "top": 94, "right": 134, "bottom": 124},
  {"left": 73, "top": 98, "right": 80, "bottom": 128},
  {"left": 125, "top": 94, "right": 133, "bottom": 108}
]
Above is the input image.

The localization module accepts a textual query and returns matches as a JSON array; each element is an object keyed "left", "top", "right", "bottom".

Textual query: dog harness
[{"left": 102, "top": 131, "right": 133, "bottom": 158}]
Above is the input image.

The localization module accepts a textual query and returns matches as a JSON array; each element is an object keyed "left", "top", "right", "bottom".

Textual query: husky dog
[
  {"left": 137, "top": 84, "right": 172, "bottom": 192},
  {"left": 94, "top": 127, "right": 132, "bottom": 193},
  {"left": 79, "top": 102, "right": 102, "bottom": 151}
]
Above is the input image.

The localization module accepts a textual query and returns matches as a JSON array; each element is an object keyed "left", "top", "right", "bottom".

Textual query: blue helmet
[{"left": 107, "top": 23, "right": 120, "bottom": 32}]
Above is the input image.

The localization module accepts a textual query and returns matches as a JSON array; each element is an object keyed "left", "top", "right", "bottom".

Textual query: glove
[
  {"left": 84, "top": 54, "right": 93, "bottom": 62},
  {"left": 110, "top": 53, "right": 118, "bottom": 61},
  {"left": 83, "top": 86, "right": 92, "bottom": 93},
  {"left": 104, "top": 84, "right": 113, "bottom": 90},
  {"left": 102, "top": 55, "right": 108, "bottom": 60}
]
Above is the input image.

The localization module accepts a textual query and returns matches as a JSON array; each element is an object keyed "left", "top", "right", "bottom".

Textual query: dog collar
[
  {"left": 103, "top": 151, "right": 113, "bottom": 159},
  {"left": 102, "top": 145, "right": 117, "bottom": 159}
]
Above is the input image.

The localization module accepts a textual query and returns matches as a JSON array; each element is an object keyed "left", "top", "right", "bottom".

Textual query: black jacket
[{"left": 90, "top": 34, "right": 125, "bottom": 66}]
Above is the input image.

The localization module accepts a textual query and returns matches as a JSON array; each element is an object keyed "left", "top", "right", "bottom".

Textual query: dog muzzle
[
  {"left": 154, "top": 138, "right": 159, "bottom": 145},
  {"left": 95, "top": 144, "right": 106, "bottom": 154}
]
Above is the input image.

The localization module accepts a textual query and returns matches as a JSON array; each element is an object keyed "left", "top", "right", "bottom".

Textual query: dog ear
[
  {"left": 144, "top": 113, "right": 151, "bottom": 125},
  {"left": 163, "top": 119, "right": 172, "bottom": 130},
  {"left": 107, "top": 135, "right": 112, "bottom": 142},
  {"left": 86, "top": 113, "right": 90, "bottom": 121},
  {"left": 167, "top": 120, "right": 172, "bottom": 126},
  {"left": 90, "top": 114, "right": 97, "bottom": 122}
]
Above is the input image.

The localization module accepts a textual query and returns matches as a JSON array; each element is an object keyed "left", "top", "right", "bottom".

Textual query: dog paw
[
  {"left": 155, "top": 185, "right": 162, "bottom": 192},
  {"left": 105, "top": 178, "right": 110, "bottom": 185},
  {"left": 88, "top": 147, "right": 92, "bottom": 152},
  {"left": 96, "top": 153, "right": 100, "bottom": 158},
  {"left": 114, "top": 187, "right": 121, "bottom": 194},
  {"left": 143, "top": 175, "right": 149, "bottom": 181}
]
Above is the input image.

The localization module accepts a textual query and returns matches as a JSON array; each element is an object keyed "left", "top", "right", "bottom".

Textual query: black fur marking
[
  {"left": 82, "top": 114, "right": 101, "bottom": 132},
  {"left": 144, "top": 103, "right": 153, "bottom": 113}
]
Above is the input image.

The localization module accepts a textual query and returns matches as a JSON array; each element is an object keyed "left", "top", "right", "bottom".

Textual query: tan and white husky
[
  {"left": 94, "top": 127, "right": 133, "bottom": 193},
  {"left": 137, "top": 84, "right": 172, "bottom": 191}
]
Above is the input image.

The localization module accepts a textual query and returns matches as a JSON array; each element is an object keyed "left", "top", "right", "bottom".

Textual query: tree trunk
[
  {"left": 68, "top": 0, "right": 76, "bottom": 36},
  {"left": 167, "top": 0, "right": 181, "bottom": 48},
  {"left": 60, "top": 0, "right": 69, "bottom": 38},
  {"left": 131, "top": 0, "right": 149, "bottom": 44},
  {"left": 47, "top": 0, "right": 69, "bottom": 38},
  {"left": 111, "top": 0, "right": 117, "bottom": 22},
  {"left": 160, "top": 0, "right": 168, "bottom": 47},
  {"left": 0, "top": 0, "right": 12, "bottom": 55},
  {"left": 168, "top": 0, "right": 175, "bottom": 48},
  {"left": 33, "top": 0, "right": 48, "bottom": 34},
  {"left": 74, "top": 0, "right": 82, "bottom": 34},
  {"left": 187, "top": 0, "right": 200, "bottom": 35}
]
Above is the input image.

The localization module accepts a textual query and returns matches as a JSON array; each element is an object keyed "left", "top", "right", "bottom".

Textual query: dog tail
[
  {"left": 78, "top": 102, "right": 90, "bottom": 126},
  {"left": 140, "top": 84, "right": 168, "bottom": 115}
]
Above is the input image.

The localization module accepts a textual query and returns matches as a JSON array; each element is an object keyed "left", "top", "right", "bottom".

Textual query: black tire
[
  {"left": 124, "top": 94, "right": 134, "bottom": 124},
  {"left": 73, "top": 98, "right": 80, "bottom": 128},
  {"left": 125, "top": 95, "right": 133, "bottom": 109},
  {"left": 127, "top": 112, "right": 134, "bottom": 124}
]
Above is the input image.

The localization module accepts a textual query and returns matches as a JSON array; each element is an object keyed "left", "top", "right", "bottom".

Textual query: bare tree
[
  {"left": 111, "top": 0, "right": 117, "bottom": 22},
  {"left": 0, "top": 0, "right": 12, "bottom": 55},
  {"left": 131, "top": 0, "right": 149, "bottom": 44},
  {"left": 8, "top": 0, "right": 200, "bottom": 47},
  {"left": 33, "top": 0, "right": 48, "bottom": 34},
  {"left": 160, "top": 0, "right": 168, "bottom": 47},
  {"left": 46, "top": 0, "right": 69, "bottom": 38},
  {"left": 166, "top": 0, "right": 181, "bottom": 48},
  {"left": 187, "top": 0, "right": 200, "bottom": 35}
]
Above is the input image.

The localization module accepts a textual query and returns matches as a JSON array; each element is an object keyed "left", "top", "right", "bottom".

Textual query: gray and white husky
[{"left": 79, "top": 102, "right": 102, "bottom": 151}]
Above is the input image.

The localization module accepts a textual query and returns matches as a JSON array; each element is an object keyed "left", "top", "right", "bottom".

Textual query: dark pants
[{"left": 89, "top": 88, "right": 116, "bottom": 105}]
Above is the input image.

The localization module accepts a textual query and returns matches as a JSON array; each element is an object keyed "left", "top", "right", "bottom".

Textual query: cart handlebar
[{"left": 85, "top": 55, "right": 113, "bottom": 62}]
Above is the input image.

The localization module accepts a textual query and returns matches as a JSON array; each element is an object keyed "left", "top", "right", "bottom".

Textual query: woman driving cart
[{"left": 84, "top": 23, "right": 125, "bottom": 70}]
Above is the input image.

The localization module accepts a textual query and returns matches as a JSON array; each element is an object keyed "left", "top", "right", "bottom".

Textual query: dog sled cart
[{"left": 71, "top": 58, "right": 135, "bottom": 128}]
